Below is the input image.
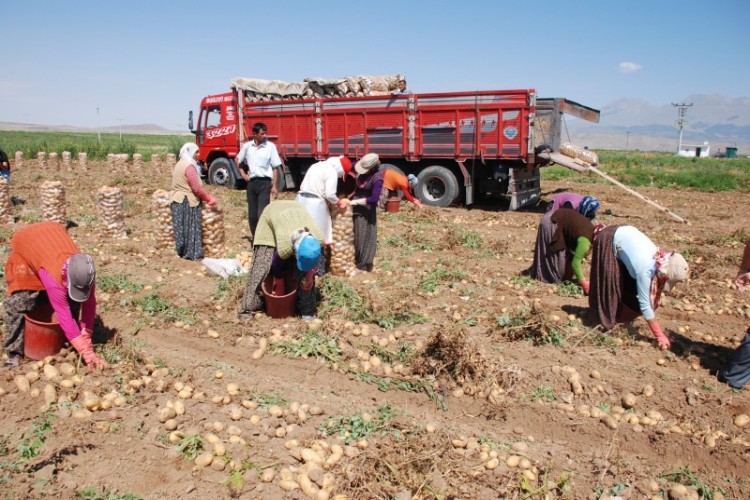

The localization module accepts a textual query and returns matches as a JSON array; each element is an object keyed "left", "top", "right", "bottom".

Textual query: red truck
[{"left": 189, "top": 81, "right": 599, "bottom": 209}]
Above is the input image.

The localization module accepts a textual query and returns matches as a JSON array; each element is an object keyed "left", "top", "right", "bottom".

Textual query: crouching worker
[
  {"left": 3, "top": 222, "right": 107, "bottom": 369},
  {"left": 589, "top": 225, "right": 689, "bottom": 350},
  {"left": 524, "top": 208, "right": 594, "bottom": 291},
  {"left": 718, "top": 239, "right": 750, "bottom": 388},
  {"left": 239, "top": 201, "right": 324, "bottom": 320},
  {"left": 380, "top": 168, "right": 423, "bottom": 210}
]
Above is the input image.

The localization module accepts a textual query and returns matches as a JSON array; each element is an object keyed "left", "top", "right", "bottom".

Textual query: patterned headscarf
[
  {"left": 179, "top": 143, "right": 201, "bottom": 174},
  {"left": 578, "top": 196, "right": 600, "bottom": 220}
]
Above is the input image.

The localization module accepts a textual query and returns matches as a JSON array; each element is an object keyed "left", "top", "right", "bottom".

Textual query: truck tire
[
  {"left": 416, "top": 165, "right": 459, "bottom": 207},
  {"left": 380, "top": 163, "right": 405, "bottom": 199},
  {"left": 208, "top": 158, "right": 238, "bottom": 188}
]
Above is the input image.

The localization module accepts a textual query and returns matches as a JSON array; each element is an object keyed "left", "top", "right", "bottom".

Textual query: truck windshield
[{"left": 203, "top": 106, "right": 221, "bottom": 129}]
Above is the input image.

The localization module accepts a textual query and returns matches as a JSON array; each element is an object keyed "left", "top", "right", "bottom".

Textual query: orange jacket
[
  {"left": 382, "top": 169, "right": 417, "bottom": 203},
  {"left": 5, "top": 222, "right": 80, "bottom": 296}
]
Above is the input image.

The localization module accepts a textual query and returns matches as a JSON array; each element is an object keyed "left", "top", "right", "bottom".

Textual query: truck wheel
[
  {"left": 416, "top": 166, "right": 459, "bottom": 207},
  {"left": 380, "top": 163, "right": 405, "bottom": 199},
  {"left": 208, "top": 158, "right": 237, "bottom": 188}
]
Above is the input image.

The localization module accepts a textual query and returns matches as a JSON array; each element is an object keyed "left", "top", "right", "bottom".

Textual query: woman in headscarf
[
  {"left": 349, "top": 153, "right": 384, "bottom": 272},
  {"left": 380, "top": 168, "right": 423, "bottom": 210},
  {"left": 524, "top": 208, "right": 594, "bottom": 292},
  {"left": 589, "top": 225, "right": 689, "bottom": 350},
  {"left": 170, "top": 143, "right": 218, "bottom": 260},
  {"left": 239, "top": 200, "right": 324, "bottom": 320},
  {"left": 548, "top": 192, "right": 601, "bottom": 220}
]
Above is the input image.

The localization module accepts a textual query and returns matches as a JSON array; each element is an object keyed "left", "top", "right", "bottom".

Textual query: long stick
[{"left": 587, "top": 167, "right": 689, "bottom": 224}]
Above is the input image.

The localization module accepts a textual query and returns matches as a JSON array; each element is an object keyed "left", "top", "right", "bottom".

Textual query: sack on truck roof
[{"left": 231, "top": 74, "right": 404, "bottom": 101}]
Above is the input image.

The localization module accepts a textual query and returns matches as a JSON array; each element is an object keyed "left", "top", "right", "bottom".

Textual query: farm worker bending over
[
  {"left": 2, "top": 222, "right": 107, "bottom": 369},
  {"left": 589, "top": 225, "right": 689, "bottom": 350},
  {"left": 350, "top": 153, "right": 384, "bottom": 273},
  {"left": 239, "top": 201, "right": 324, "bottom": 320},
  {"left": 0, "top": 148, "right": 9, "bottom": 181},
  {"left": 718, "top": 239, "right": 750, "bottom": 388},
  {"left": 295, "top": 155, "right": 353, "bottom": 244},
  {"left": 547, "top": 192, "right": 600, "bottom": 220},
  {"left": 236, "top": 122, "right": 283, "bottom": 240},
  {"left": 523, "top": 208, "right": 594, "bottom": 293},
  {"left": 380, "top": 169, "right": 423, "bottom": 210},
  {"left": 170, "top": 142, "right": 218, "bottom": 260}
]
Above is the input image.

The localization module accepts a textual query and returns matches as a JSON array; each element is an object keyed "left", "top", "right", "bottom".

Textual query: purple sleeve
[
  {"left": 38, "top": 268, "right": 82, "bottom": 341},
  {"left": 366, "top": 178, "right": 384, "bottom": 205},
  {"left": 271, "top": 250, "right": 286, "bottom": 278}
]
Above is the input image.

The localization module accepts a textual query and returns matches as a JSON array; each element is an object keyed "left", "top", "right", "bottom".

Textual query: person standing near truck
[
  {"left": 236, "top": 122, "right": 282, "bottom": 241},
  {"left": 170, "top": 142, "right": 218, "bottom": 260},
  {"left": 0, "top": 149, "right": 10, "bottom": 181},
  {"left": 295, "top": 155, "right": 353, "bottom": 243},
  {"left": 349, "top": 153, "right": 384, "bottom": 272},
  {"left": 392, "top": 79, "right": 410, "bottom": 95}
]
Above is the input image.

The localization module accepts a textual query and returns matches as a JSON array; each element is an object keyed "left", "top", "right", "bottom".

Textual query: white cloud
[{"left": 618, "top": 62, "right": 643, "bottom": 74}]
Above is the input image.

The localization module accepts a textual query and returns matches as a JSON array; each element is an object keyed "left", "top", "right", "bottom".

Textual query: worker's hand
[
  {"left": 735, "top": 271, "right": 750, "bottom": 292},
  {"left": 300, "top": 271, "right": 315, "bottom": 291},
  {"left": 578, "top": 279, "right": 590, "bottom": 296},
  {"left": 414, "top": 200, "right": 424, "bottom": 209},
  {"left": 271, "top": 185, "right": 279, "bottom": 199},
  {"left": 272, "top": 277, "right": 286, "bottom": 296},
  {"left": 647, "top": 319, "right": 671, "bottom": 350},
  {"left": 349, "top": 198, "right": 366, "bottom": 206},
  {"left": 336, "top": 199, "right": 349, "bottom": 210},
  {"left": 207, "top": 197, "right": 218, "bottom": 207}
]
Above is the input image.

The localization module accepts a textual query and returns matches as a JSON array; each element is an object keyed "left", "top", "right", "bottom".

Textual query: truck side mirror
[{"left": 188, "top": 110, "right": 194, "bottom": 132}]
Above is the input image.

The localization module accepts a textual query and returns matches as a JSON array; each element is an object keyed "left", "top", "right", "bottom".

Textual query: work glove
[
  {"left": 272, "top": 277, "right": 286, "bottom": 296},
  {"left": 300, "top": 270, "right": 315, "bottom": 291},
  {"left": 736, "top": 271, "right": 750, "bottom": 292},
  {"left": 647, "top": 319, "right": 671, "bottom": 350},
  {"left": 349, "top": 198, "right": 367, "bottom": 206},
  {"left": 578, "top": 279, "right": 590, "bottom": 296},
  {"left": 70, "top": 331, "right": 108, "bottom": 369}
]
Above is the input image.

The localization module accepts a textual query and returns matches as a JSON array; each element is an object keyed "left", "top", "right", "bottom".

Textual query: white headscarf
[{"left": 179, "top": 143, "right": 201, "bottom": 174}]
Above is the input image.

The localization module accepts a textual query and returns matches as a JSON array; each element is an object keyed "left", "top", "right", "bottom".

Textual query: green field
[
  {"left": 0, "top": 130, "right": 187, "bottom": 160},
  {"left": 1, "top": 131, "right": 748, "bottom": 192}
]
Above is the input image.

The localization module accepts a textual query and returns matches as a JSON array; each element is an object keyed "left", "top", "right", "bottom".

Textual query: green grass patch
[
  {"left": 419, "top": 267, "right": 466, "bottom": 293},
  {"left": 319, "top": 404, "right": 401, "bottom": 444},
  {"left": 271, "top": 330, "right": 343, "bottom": 366},
  {"left": 97, "top": 273, "right": 144, "bottom": 293},
  {"left": 318, "top": 276, "right": 367, "bottom": 321},
  {"left": 78, "top": 487, "right": 142, "bottom": 500}
]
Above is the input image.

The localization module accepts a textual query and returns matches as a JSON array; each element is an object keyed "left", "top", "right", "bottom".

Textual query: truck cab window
[{"left": 205, "top": 106, "right": 221, "bottom": 129}]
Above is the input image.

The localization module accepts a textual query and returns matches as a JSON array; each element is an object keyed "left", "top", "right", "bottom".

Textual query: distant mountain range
[
  {"left": 1, "top": 94, "right": 748, "bottom": 154},
  {"left": 566, "top": 94, "right": 750, "bottom": 154}
]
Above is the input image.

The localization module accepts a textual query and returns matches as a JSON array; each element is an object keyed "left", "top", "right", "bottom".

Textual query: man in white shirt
[{"left": 236, "top": 122, "right": 282, "bottom": 238}]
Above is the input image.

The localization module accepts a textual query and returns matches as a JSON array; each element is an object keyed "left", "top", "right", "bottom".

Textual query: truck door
[{"left": 197, "top": 105, "right": 222, "bottom": 146}]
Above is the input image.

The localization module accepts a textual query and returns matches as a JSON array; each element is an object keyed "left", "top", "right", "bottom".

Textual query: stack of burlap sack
[{"left": 231, "top": 74, "right": 405, "bottom": 102}]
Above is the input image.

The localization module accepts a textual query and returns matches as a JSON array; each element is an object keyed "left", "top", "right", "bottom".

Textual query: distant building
[{"left": 676, "top": 141, "right": 710, "bottom": 158}]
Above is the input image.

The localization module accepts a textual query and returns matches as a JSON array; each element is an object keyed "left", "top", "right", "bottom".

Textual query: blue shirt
[
  {"left": 236, "top": 139, "right": 282, "bottom": 179},
  {"left": 612, "top": 225, "right": 658, "bottom": 320}
]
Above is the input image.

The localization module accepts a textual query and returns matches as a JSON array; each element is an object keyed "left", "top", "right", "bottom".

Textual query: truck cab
[{"left": 191, "top": 92, "right": 243, "bottom": 188}]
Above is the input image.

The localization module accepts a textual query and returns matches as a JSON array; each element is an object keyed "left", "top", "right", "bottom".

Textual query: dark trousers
[
  {"left": 246, "top": 177, "right": 272, "bottom": 237},
  {"left": 720, "top": 327, "right": 750, "bottom": 389}
]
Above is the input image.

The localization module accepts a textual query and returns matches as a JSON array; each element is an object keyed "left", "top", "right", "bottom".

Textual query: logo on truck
[{"left": 205, "top": 125, "right": 237, "bottom": 140}]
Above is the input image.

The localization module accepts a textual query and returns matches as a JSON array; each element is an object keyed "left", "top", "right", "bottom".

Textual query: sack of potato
[
  {"left": 560, "top": 142, "right": 599, "bottom": 166},
  {"left": 201, "top": 205, "right": 225, "bottom": 257},
  {"left": 40, "top": 180, "right": 66, "bottom": 224},
  {"left": 0, "top": 178, "right": 14, "bottom": 224},
  {"left": 151, "top": 190, "right": 174, "bottom": 249},
  {"left": 96, "top": 186, "right": 128, "bottom": 239},
  {"left": 330, "top": 200, "right": 356, "bottom": 276}
]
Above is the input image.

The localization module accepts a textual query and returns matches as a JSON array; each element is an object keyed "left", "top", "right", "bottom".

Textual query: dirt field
[{"left": 0, "top": 158, "right": 749, "bottom": 500}]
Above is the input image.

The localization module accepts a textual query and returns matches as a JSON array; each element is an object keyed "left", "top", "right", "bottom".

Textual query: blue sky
[{"left": 1, "top": 0, "right": 747, "bottom": 130}]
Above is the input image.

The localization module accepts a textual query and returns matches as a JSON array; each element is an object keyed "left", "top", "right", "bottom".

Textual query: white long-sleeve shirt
[
  {"left": 298, "top": 158, "right": 341, "bottom": 205},
  {"left": 612, "top": 225, "right": 658, "bottom": 320}
]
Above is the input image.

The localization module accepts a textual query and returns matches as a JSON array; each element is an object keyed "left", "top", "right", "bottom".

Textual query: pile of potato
[
  {"left": 236, "top": 250, "right": 253, "bottom": 271},
  {"left": 151, "top": 154, "right": 161, "bottom": 170},
  {"left": 151, "top": 190, "right": 174, "bottom": 249},
  {"left": 201, "top": 205, "right": 225, "bottom": 257},
  {"left": 14, "top": 151, "right": 23, "bottom": 168},
  {"left": 0, "top": 178, "right": 14, "bottom": 223},
  {"left": 96, "top": 186, "right": 128, "bottom": 239},
  {"left": 133, "top": 153, "right": 143, "bottom": 169},
  {"left": 560, "top": 141, "right": 599, "bottom": 166},
  {"left": 166, "top": 153, "right": 176, "bottom": 171},
  {"left": 78, "top": 152, "right": 88, "bottom": 171},
  {"left": 37, "top": 152, "right": 46, "bottom": 170},
  {"left": 330, "top": 203, "right": 356, "bottom": 275},
  {"left": 62, "top": 151, "right": 72, "bottom": 171},
  {"left": 48, "top": 152, "right": 59, "bottom": 171},
  {"left": 40, "top": 180, "right": 66, "bottom": 224}
]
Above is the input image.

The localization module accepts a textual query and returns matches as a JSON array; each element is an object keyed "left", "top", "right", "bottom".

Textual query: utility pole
[{"left": 671, "top": 102, "right": 692, "bottom": 154}]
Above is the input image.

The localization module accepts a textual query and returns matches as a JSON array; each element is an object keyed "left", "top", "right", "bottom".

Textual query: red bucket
[
  {"left": 24, "top": 302, "right": 66, "bottom": 360},
  {"left": 261, "top": 274, "right": 298, "bottom": 319},
  {"left": 385, "top": 197, "right": 401, "bottom": 213}
]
